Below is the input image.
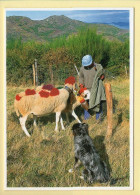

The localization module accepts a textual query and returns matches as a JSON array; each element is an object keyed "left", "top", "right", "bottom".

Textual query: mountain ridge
[{"left": 6, "top": 15, "right": 129, "bottom": 42}]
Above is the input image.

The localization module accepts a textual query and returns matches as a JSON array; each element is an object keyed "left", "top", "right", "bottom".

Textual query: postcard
[{"left": 0, "top": 1, "right": 139, "bottom": 195}]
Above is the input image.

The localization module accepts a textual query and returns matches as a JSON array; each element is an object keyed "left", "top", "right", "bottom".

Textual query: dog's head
[{"left": 72, "top": 123, "right": 89, "bottom": 136}]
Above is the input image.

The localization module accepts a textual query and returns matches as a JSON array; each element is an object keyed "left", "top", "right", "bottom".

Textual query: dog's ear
[
  {"left": 72, "top": 123, "right": 80, "bottom": 136},
  {"left": 72, "top": 123, "right": 80, "bottom": 131},
  {"left": 83, "top": 123, "right": 89, "bottom": 134},
  {"left": 72, "top": 123, "right": 89, "bottom": 136},
  {"left": 82, "top": 123, "right": 88, "bottom": 129},
  {"left": 80, "top": 123, "right": 89, "bottom": 136},
  {"left": 72, "top": 123, "right": 87, "bottom": 136}
]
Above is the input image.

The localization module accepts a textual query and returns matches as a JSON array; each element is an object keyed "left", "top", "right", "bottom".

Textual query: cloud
[
  {"left": 66, "top": 10, "right": 129, "bottom": 23},
  {"left": 68, "top": 11, "right": 128, "bottom": 18}
]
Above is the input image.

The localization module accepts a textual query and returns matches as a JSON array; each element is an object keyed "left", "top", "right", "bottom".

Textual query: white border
[
  {"left": 4, "top": 7, "right": 134, "bottom": 191},
  {"left": 4, "top": 8, "right": 7, "bottom": 192},
  {"left": 129, "top": 7, "right": 134, "bottom": 190}
]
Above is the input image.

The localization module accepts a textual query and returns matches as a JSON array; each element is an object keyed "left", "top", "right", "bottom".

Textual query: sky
[{"left": 6, "top": 9, "right": 130, "bottom": 29}]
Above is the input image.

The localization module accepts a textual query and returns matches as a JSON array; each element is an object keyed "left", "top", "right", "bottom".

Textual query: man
[{"left": 79, "top": 54, "right": 106, "bottom": 121}]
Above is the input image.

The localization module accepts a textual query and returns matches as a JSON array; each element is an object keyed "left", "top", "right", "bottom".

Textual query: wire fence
[
  {"left": 36, "top": 63, "right": 79, "bottom": 86},
  {"left": 32, "top": 60, "right": 116, "bottom": 87}
]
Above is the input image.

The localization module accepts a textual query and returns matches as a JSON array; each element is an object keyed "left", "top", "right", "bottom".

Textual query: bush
[{"left": 6, "top": 28, "right": 129, "bottom": 85}]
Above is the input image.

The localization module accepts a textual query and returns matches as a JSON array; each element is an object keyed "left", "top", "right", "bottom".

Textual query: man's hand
[
  {"left": 79, "top": 83, "right": 84, "bottom": 88},
  {"left": 100, "top": 74, "right": 105, "bottom": 80}
]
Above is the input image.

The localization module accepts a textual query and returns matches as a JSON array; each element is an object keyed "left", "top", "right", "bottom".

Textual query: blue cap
[{"left": 82, "top": 55, "right": 93, "bottom": 67}]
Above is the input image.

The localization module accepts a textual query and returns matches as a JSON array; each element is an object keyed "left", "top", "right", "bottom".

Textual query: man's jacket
[{"left": 89, "top": 64, "right": 106, "bottom": 112}]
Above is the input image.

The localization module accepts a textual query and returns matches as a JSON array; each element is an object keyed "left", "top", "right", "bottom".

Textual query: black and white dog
[{"left": 69, "top": 123, "right": 110, "bottom": 184}]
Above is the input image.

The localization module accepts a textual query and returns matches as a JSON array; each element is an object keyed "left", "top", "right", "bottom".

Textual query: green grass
[{"left": 6, "top": 78, "right": 130, "bottom": 187}]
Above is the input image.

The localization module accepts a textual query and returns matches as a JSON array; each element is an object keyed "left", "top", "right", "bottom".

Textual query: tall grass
[{"left": 6, "top": 78, "right": 130, "bottom": 187}]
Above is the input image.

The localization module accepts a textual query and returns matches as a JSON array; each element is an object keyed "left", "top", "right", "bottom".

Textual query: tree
[{"left": 107, "top": 39, "right": 129, "bottom": 76}]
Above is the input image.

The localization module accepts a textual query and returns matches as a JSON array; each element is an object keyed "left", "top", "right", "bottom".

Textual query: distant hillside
[{"left": 6, "top": 15, "right": 129, "bottom": 42}]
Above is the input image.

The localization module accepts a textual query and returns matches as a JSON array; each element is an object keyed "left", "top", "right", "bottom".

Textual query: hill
[{"left": 6, "top": 15, "right": 129, "bottom": 42}]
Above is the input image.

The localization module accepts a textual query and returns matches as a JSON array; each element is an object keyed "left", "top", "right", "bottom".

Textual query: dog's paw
[
  {"left": 68, "top": 169, "right": 73, "bottom": 173},
  {"left": 79, "top": 176, "right": 84, "bottom": 180}
]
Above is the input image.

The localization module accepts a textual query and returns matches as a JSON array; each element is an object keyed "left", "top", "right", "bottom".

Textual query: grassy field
[{"left": 6, "top": 78, "right": 130, "bottom": 188}]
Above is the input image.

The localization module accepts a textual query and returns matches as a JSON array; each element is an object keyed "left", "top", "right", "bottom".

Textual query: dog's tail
[
  {"left": 99, "top": 161, "right": 111, "bottom": 183},
  {"left": 109, "top": 177, "right": 128, "bottom": 186},
  {"left": 100, "top": 161, "right": 126, "bottom": 186}
]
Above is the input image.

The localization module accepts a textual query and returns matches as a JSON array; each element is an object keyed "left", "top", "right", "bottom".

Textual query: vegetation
[
  {"left": 6, "top": 16, "right": 130, "bottom": 188},
  {"left": 107, "top": 40, "right": 129, "bottom": 76},
  {"left": 7, "top": 78, "right": 130, "bottom": 187},
  {"left": 7, "top": 28, "right": 129, "bottom": 85}
]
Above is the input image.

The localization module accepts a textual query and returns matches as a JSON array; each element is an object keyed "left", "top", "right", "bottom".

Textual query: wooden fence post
[
  {"left": 32, "top": 64, "right": 35, "bottom": 88},
  {"left": 105, "top": 83, "right": 113, "bottom": 138},
  {"left": 35, "top": 59, "right": 38, "bottom": 86}
]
